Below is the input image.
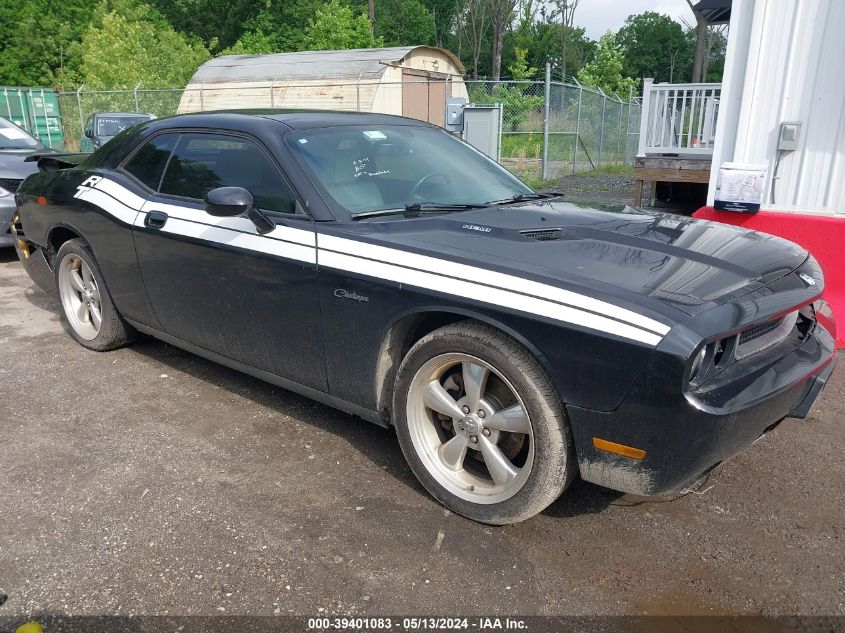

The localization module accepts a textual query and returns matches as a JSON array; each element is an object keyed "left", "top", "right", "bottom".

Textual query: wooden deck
[{"left": 633, "top": 156, "right": 711, "bottom": 207}]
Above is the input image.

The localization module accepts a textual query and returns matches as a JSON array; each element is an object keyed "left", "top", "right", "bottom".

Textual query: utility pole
[{"left": 368, "top": 0, "right": 375, "bottom": 40}]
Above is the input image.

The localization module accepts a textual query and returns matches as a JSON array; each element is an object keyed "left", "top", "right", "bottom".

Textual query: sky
[{"left": 574, "top": 0, "right": 694, "bottom": 39}]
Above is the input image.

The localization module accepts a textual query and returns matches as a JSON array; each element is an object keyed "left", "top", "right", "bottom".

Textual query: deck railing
[{"left": 637, "top": 79, "right": 721, "bottom": 157}]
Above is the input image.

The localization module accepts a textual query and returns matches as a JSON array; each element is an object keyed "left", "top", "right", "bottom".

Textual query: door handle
[{"left": 145, "top": 211, "right": 168, "bottom": 229}]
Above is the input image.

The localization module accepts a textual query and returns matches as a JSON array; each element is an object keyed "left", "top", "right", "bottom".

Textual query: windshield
[
  {"left": 287, "top": 125, "right": 533, "bottom": 216},
  {"left": 96, "top": 115, "right": 148, "bottom": 137},
  {"left": 0, "top": 117, "right": 40, "bottom": 149}
]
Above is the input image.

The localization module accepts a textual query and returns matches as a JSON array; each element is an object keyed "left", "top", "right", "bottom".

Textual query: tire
[
  {"left": 393, "top": 320, "right": 575, "bottom": 525},
  {"left": 54, "top": 238, "right": 135, "bottom": 351}
]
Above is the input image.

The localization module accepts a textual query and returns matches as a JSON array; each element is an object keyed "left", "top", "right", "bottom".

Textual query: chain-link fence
[
  {"left": 56, "top": 75, "right": 640, "bottom": 182},
  {"left": 463, "top": 79, "right": 640, "bottom": 181}
]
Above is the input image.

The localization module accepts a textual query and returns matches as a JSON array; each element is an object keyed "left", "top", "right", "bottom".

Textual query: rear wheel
[
  {"left": 393, "top": 321, "right": 575, "bottom": 524},
  {"left": 55, "top": 238, "right": 135, "bottom": 351}
]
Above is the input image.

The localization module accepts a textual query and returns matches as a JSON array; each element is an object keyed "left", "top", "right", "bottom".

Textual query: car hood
[
  {"left": 0, "top": 147, "right": 49, "bottom": 179},
  {"left": 361, "top": 200, "right": 809, "bottom": 317}
]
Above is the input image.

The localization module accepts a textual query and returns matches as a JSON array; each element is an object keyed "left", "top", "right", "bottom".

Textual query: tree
[
  {"left": 80, "top": 0, "right": 210, "bottom": 88},
  {"left": 148, "top": 0, "right": 258, "bottom": 52},
  {"left": 0, "top": 0, "right": 96, "bottom": 87},
  {"left": 221, "top": 29, "right": 281, "bottom": 56},
  {"left": 376, "top": 0, "right": 436, "bottom": 47},
  {"left": 685, "top": 0, "right": 708, "bottom": 82},
  {"left": 552, "top": 0, "right": 578, "bottom": 81},
  {"left": 485, "top": 0, "right": 518, "bottom": 81},
  {"left": 702, "top": 23, "right": 728, "bottom": 81},
  {"left": 456, "top": 0, "right": 490, "bottom": 79},
  {"left": 577, "top": 32, "right": 638, "bottom": 98},
  {"left": 422, "top": 0, "right": 459, "bottom": 48},
  {"left": 491, "top": 47, "right": 544, "bottom": 130},
  {"left": 504, "top": 4, "right": 594, "bottom": 82},
  {"left": 615, "top": 12, "right": 689, "bottom": 83},
  {"left": 302, "top": 0, "right": 382, "bottom": 51}
]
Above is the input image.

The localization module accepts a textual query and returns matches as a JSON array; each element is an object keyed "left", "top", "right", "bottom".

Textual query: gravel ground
[
  {"left": 0, "top": 250, "right": 843, "bottom": 622},
  {"left": 550, "top": 171, "right": 704, "bottom": 214},
  {"left": 553, "top": 172, "right": 637, "bottom": 206}
]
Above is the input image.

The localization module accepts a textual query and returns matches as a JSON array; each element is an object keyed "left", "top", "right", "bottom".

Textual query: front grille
[
  {"left": 739, "top": 317, "right": 785, "bottom": 345},
  {"left": 0, "top": 178, "right": 22, "bottom": 193},
  {"left": 521, "top": 228, "right": 563, "bottom": 241}
]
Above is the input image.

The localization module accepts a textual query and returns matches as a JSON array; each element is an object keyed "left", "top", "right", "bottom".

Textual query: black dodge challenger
[{"left": 12, "top": 111, "right": 837, "bottom": 524}]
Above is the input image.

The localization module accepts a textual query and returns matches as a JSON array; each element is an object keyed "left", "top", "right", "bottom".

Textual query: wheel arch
[
  {"left": 374, "top": 306, "right": 559, "bottom": 425},
  {"left": 47, "top": 223, "right": 87, "bottom": 260}
]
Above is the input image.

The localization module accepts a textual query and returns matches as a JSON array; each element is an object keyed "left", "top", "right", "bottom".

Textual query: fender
[{"left": 374, "top": 304, "right": 574, "bottom": 422}]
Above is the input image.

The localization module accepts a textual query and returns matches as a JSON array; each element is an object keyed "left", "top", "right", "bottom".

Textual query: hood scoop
[{"left": 520, "top": 227, "right": 564, "bottom": 242}]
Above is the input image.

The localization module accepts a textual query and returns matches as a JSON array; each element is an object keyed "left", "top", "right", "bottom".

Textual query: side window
[
  {"left": 123, "top": 133, "right": 179, "bottom": 190},
  {"left": 159, "top": 133, "right": 296, "bottom": 214}
]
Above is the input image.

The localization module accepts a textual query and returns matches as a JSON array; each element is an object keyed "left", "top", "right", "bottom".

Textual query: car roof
[
  {"left": 146, "top": 109, "right": 433, "bottom": 132},
  {"left": 94, "top": 112, "right": 155, "bottom": 118}
]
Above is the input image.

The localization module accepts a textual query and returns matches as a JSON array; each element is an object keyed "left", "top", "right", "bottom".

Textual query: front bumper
[
  {"left": 788, "top": 358, "right": 836, "bottom": 419},
  {"left": 0, "top": 195, "right": 15, "bottom": 247},
  {"left": 567, "top": 323, "right": 836, "bottom": 496}
]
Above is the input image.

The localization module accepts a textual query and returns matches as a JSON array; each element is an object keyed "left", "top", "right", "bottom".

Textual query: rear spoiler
[{"left": 24, "top": 152, "right": 90, "bottom": 171}]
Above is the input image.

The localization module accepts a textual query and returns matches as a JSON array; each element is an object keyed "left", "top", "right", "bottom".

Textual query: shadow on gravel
[
  {"left": 21, "top": 279, "right": 622, "bottom": 519},
  {"left": 23, "top": 283, "right": 60, "bottom": 312},
  {"left": 542, "top": 479, "right": 623, "bottom": 518},
  {"left": 130, "top": 335, "right": 425, "bottom": 493},
  {"left": 132, "top": 336, "right": 624, "bottom": 519}
]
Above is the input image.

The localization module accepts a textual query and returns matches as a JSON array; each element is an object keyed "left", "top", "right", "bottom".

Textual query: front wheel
[
  {"left": 393, "top": 321, "right": 575, "bottom": 524},
  {"left": 55, "top": 238, "right": 135, "bottom": 351}
]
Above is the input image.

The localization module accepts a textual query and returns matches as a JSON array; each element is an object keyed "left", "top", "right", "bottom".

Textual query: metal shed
[{"left": 179, "top": 46, "right": 467, "bottom": 126}]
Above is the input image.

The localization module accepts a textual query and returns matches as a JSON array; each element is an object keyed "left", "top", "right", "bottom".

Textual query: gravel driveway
[{"left": 0, "top": 250, "right": 842, "bottom": 624}]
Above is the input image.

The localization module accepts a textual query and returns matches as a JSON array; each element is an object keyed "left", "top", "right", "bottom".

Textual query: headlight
[{"left": 688, "top": 346, "right": 709, "bottom": 383}]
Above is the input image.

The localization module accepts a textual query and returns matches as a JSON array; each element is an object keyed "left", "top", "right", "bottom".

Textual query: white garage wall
[{"left": 708, "top": 0, "right": 845, "bottom": 215}]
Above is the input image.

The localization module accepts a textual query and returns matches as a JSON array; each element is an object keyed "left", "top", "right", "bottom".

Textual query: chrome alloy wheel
[
  {"left": 58, "top": 254, "right": 102, "bottom": 340},
  {"left": 406, "top": 353, "right": 534, "bottom": 504}
]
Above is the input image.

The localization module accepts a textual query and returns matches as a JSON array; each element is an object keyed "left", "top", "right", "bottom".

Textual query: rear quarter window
[{"left": 122, "top": 133, "right": 179, "bottom": 190}]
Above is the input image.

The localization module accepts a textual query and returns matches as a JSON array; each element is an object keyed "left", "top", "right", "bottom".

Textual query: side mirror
[
  {"left": 204, "top": 186, "right": 275, "bottom": 234},
  {"left": 205, "top": 186, "right": 254, "bottom": 217}
]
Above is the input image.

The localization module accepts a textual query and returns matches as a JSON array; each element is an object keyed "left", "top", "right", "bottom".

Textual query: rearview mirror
[
  {"left": 84, "top": 129, "right": 93, "bottom": 139},
  {"left": 204, "top": 186, "right": 275, "bottom": 235}
]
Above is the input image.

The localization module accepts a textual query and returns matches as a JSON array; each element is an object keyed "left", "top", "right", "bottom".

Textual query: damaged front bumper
[
  {"left": 10, "top": 206, "right": 56, "bottom": 293},
  {"left": 566, "top": 320, "right": 837, "bottom": 497}
]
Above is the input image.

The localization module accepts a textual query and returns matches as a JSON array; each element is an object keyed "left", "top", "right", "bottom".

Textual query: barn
[{"left": 178, "top": 46, "right": 467, "bottom": 126}]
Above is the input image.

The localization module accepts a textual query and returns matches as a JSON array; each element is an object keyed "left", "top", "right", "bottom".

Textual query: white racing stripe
[
  {"left": 140, "top": 200, "right": 316, "bottom": 247},
  {"left": 79, "top": 177, "right": 669, "bottom": 346},
  {"left": 93, "top": 177, "right": 147, "bottom": 211},
  {"left": 319, "top": 234, "right": 670, "bottom": 337},
  {"left": 137, "top": 214, "right": 317, "bottom": 265},
  {"left": 74, "top": 186, "right": 139, "bottom": 225},
  {"left": 320, "top": 250, "right": 663, "bottom": 346}
]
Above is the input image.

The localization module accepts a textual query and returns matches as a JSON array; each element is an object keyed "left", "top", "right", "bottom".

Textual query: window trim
[{"left": 118, "top": 127, "right": 310, "bottom": 218}]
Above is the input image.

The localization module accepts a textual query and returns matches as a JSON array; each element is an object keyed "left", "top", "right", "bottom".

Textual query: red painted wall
[{"left": 693, "top": 206, "right": 843, "bottom": 347}]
